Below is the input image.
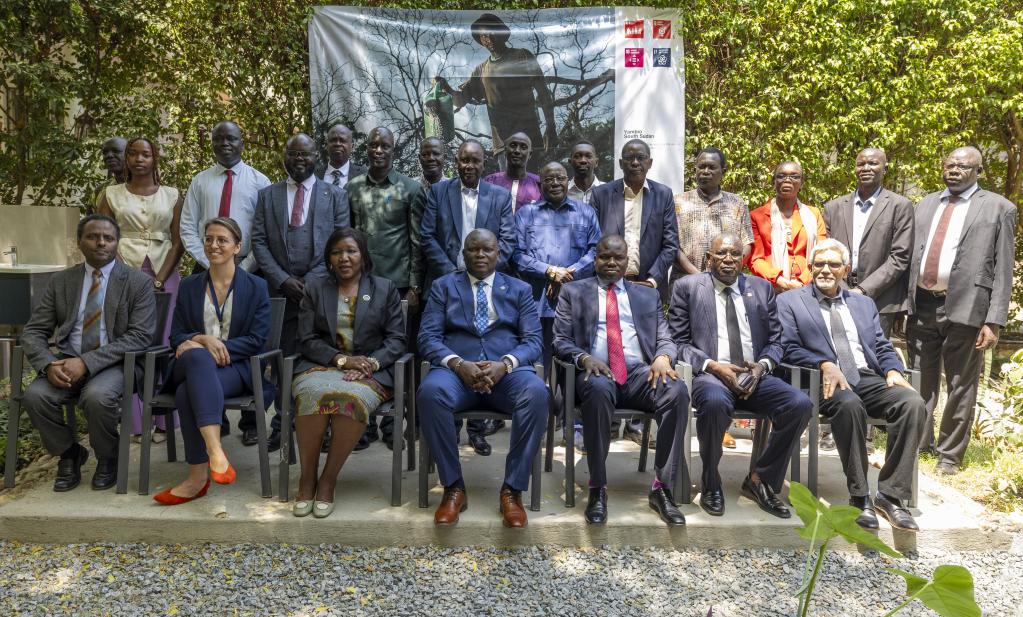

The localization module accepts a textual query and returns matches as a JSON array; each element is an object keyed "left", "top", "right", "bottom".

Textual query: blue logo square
[{"left": 653, "top": 48, "right": 671, "bottom": 67}]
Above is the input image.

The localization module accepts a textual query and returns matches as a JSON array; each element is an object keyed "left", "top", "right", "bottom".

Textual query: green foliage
[{"left": 886, "top": 566, "right": 981, "bottom": 617}]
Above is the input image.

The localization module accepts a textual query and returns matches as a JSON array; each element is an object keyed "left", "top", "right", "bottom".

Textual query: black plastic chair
[
  {"left": 554, "top": 357, "right": 693, "bottom": 506},
  {"left": 3, "top": 291, "right": 172, "bottom": 490},
  {"left": 136, "top": 297, "right": 286, "bottom": 497},
  {"left": 417, "top": 361, "right": 546, "bottom": 511}
]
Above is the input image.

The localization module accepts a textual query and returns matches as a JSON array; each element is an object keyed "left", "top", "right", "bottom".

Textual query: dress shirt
[
  {"left": 917, "top": 183, "right": 979, "bottom": 292},
  {"left": 813, "top": 288, "right": 869, "bottom": 371},
  {"left": 285, "top": 174, "right": 316, "bottom": 227},
  {"left": 324, "top": 160, "right": 352, "bottom": 189},
  {"left": 705, "top": 277, "right": 755, "bottom": 369},
  {"left": 851, "top": 185, "right": 882, "bottom": 271},
  {"left": 181, "top": 160, "right": 270, "bottom": 271},
  {"left": 484, "top": 171, "right": 542, "bottom": 211},
  {"left": 675, "top": 189, "right": 753, "bottom": 272},
  {"left": 441, "top": 272, "right": 519, "bottom": 369},
  {"left": 623, "top": 182, "right": 647, "bottom": 279},
  {"left": 69, "top": 260, "right": 117, "bottom": 354},
  {"left": 568, "top": 175, "right": 603, "bottom": 206},
  {"left": 589, "top": 278, "right": 644, "bottom": 368},
  {"left": 203, "top": 287, "right": 234, "bottom": 340},
  {"left": 457, "top": 182, "right": 480, "bottom": 269}
]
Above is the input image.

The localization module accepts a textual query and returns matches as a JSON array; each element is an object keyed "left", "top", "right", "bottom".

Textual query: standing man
[
  {"left": 823, "top": 148, "right": 913, "bottom": 338},
  {"left": 907, "top": 146, "right": 1017, "bottom": 475},
  {"left": 567, "top": 140, "right": 604, "bottom": 206},
  {"left": 180, "top": 121, "right": 270, "bottom": 274},
  {"left": 20, "top": 215, "right": 155, "bottom": 492},
  {"left": 252, "top": 133, "right": 350, "bottom": 449},
  {"left": 553, "top": 235, "right": 689, "bottom": 526},
  {"left": 669, "top": 233, "right": 811, "bottom": 518},
  {"left": 92, "top": 136, "right": 128, "bottom": 214},
  {"left": 779, "top": 239, "right": 926, "bottom": 531},
  {"left": 318, "top": 123, "right": 367, "bottom": 189},
  {"left": 347, "top": 126, "right": 426, "bottom": 449},
  {"left": 418, "top": 137, "right": 447, "bottom": 189},
  {"left": 483, "top": 132, "right": 542, "bottom": 211}
]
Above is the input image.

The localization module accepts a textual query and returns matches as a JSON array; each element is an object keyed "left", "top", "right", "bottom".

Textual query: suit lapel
[
  {"left": 846, "top": 294, "right": 875, "bottom": 356},
  {"left": 227, "top": 270, "right": 247, "bottom": 339},
  {"left": 275, "top": 182, "right": 290, "bottom": 249},
  {"left": 66, "top": 264, "right": 85, "bottom": 329},
  {"left": 956, "top": 190, "right": 985, "bottom": 244},
  {"left": 738, "top": 276, "right": 761, "bottom": 351},
  {"left": 492, "top": 273, "right": 508, "bottom": 327},
  {"left": 447, "top": 180, "right": 464, "bottom": 243},
  {"left": 455, "top": 272, "right": 475, "bottom": 330},
  {"left": 625, "top": 282, "right": 653, "bottom": 359},
  {"left": 697, "top": 274, "right": 719, "bottom": 359},
  {"left": 581, "top": 278, "right": 599, "bottom": 349},
  {"left": 612, "top": 181, "right": 626, "bottom": 234},
  {"left": 103, "top": 263, "right": 127, "bottom": 336},
  {"left": 475, "top": 183, "right": 490, "bottom": 228},
  {"left": 638, "top": 184, "right": 653, "bottom": 241},
  {"left": 836, "top": 193, "right": 854, "bottom": 246},
  {"left": 860, "top": 191, "right": 891, "bottom": 245},
  {"left": 353, "top": 276, "right": 371, "bottom": 346},
  {"left": 799, "top": 289, "right": 836, "bottom": 355}
]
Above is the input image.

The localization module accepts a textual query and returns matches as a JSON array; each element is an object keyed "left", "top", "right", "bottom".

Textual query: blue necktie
[{"left": 475, "top": 280, "right": 489, "bottom": 334}]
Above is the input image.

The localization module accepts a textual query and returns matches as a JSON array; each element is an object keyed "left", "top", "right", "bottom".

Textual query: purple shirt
[{"left": 483, "top": 171, "right": 542, "bottom": 212}]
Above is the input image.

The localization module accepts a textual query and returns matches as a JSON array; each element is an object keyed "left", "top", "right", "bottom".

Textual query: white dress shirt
[
  {"left": 441, "top": 272, "right": 518, "bottom": 369},
  {"left": 285, "top": 174, "right": 316, "bottom": 227},
  {"left": 203, "top": 286, "right": 234, "bottom": 340},
  {"left": 589, "top": 279, "right": 644, "bottom": 368},
  {"left": 181, "top": 160, "right": 270, "bottom": 271},
  {"left": 851, "top": 186, "right": 882, "bottom": 271},
  {"left": 917, "top": 183, "right": 979, "bottom": 292},
  {"left": 457, "top": 183, "right": 480, "bottom": 269},
  {"left": 709, "top": 277, "right": 754, "bottom": 368},
  {"left": 817, "top": 293, "right": 869, "bottom": 371},
  {"left": 69, "top": 260, "right": 117, "bottom": 354},
  {"left": 324, "top": 160, "right": 352, "bottom": 189},
  {"left": 568, "top": 175, "right": 603, "bottom": 206}
]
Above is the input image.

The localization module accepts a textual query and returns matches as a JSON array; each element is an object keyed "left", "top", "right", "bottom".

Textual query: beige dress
[{"left": 104, "top": 184, "right": 179, "bottom": 271}]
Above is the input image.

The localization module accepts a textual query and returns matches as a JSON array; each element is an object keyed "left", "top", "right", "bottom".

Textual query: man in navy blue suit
[
  {"left": 420, "top": 139, "right": 516, "bottom": 453},
  {"left": 553, "top": 235, "right": 689, "bottom": 526},
  {"left": 416, "top": 229, "right": 550, "bottom": 528},
  {"left": 669, "top": 233, "right": 811, "bottom": 519},
  {"left": 778, "top": 239, "right": 925, "bottom": 531},
  {"left": 591, "top": 138, "right": 679, "bottom": 445}
]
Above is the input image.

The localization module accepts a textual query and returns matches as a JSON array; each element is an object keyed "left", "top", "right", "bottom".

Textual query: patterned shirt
[
  {"left": 347, "top": 169, "right": 426, "bottom": 289},
  {"left": 675, "top": 189, "right": 753, "bottom": 272}
]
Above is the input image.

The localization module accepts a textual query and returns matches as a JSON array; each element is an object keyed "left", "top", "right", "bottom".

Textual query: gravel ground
[{"left": 1, "top": 541, "right": 1021, "bottom": 616}]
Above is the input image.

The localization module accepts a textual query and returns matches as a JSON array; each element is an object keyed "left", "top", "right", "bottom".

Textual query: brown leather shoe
[
  {"left": 723, "top": 432, "right": 736, "bottom": 449},
  {"left": 499, "top": 487, "right": 528, "bottom": 528},
  {"left": 434, "top": 487, "right": 467, "bottom": 526}
]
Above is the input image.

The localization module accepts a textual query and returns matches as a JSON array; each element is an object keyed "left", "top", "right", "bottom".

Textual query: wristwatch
[
  {"left": 502, "top": 357, "right": 514, "bottom": 374},
  {"left": 335, "top": 355, "right": 349, "bottom": 369},
  {"left": 153, "top": 279, "right": 164, "bottom": 290}
]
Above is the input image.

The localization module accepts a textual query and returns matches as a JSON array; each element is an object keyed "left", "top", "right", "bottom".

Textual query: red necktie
[
  {"left": 218, "top": 169, "right": 234, "bottom": 218},
  {"left": 920, "top": 195, "right": 960, "bottom": 288},
  {"left": 290, "top": 182, "right": 306, "bottom": 228},
  {"left": 605, "top": 285, "right": 628, "bottom": 385}
]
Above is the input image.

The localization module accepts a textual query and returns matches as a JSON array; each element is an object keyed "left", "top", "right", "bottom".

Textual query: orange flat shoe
[
  {"left": 210, "top": 461, "right": 236, "bottom": 485},
  {"left": 154, "top": 479, "right": 210, "bottom": 505}
]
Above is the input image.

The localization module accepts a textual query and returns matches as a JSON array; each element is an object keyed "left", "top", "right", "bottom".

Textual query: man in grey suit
[
  {"left": 317, "top": 123, "right": 367, "bottom": 189},
  {"left": 20, "top": 215, "right": 155, "bottom": 492},
  {"left": 907, "top": 146, "right": 1018, "bottom": 474},
  {"left": 252, "top": 132, "right": 350, "bottom": 449}
]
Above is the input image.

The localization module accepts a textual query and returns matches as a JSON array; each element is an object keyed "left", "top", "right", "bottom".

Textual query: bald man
[
  {"left": 907, "top": 146, "right": 1017, "bottom": 474},
  {"left": 483, "top": 132, "right": 543, "bottom": 211}
]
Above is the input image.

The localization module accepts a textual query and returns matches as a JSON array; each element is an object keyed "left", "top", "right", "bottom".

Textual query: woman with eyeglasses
[{"left": 153, "top": 217, "right": 272, "bottom": 505}]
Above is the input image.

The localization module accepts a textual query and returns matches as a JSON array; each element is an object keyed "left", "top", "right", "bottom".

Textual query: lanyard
[{"left": 206, "top": 273, "right": 236, "bottom": 335}]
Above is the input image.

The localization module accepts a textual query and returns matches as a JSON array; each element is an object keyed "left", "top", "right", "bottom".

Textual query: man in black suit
[
  {"left": 318, "top": 123, "right": 367, "bottom": 189},
  {"left": 906, "top": 146, "right": 1017, "bottom": 474},
  {"left": 552, "top": 235, "right": 688, "bottom": 526},
  {"left": 669, "top": 233, "right": 811, "bottom": 518}
]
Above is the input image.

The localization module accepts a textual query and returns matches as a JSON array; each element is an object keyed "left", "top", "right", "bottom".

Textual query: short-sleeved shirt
[
  {"left": 675, "top": 189, "right": 753, "bottom": 272},
  {"left": 483, "top": 171, "right": 542, "bottom": 212}
]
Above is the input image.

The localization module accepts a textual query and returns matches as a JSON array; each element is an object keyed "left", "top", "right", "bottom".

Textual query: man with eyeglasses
[
  {"left": 906, "top": 146, "right": 1017, "bottom": 475},
  {"left": 778, "top": 239, "right": 926, "bottom": 531},
  {"left": 252, "top": 132, "right": 350, "bottom": 450}
]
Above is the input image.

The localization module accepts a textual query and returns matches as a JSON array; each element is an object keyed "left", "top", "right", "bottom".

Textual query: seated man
[
  {"left": 552, "top": 235, "right": 688, "bottom": 526},
  {"left": 20, "top": 214, "right": 156, "bottom": 491},
  {"left": 669, "top": 233, "right": 811, "bottom": 519},
  {"left": 416, "top": 229, "right": 549, "bottom": 528},
  {"left": 778, "top": 239, "right": 925, "bottom": 531}
]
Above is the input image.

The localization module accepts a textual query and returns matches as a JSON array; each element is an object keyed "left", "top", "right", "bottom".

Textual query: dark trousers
[
  {"left": 23, "top": 364, "right": 123, "bottom": 461},
  {"left": 819, "top": 372, "right": 926, "bottom": 500},
  {"left": 418, "top": 367, "right": 549, "bottom": 491},
  {"left": 575, "top": 365, "right": 689, "bottom": 488},
  {"left": 907, "top": 290, "right": 983, "bottom": 465},
  {"left": 174, "top": 348, "right": 246, "bottom": 464},
  {"left": 691, "top": 373, "right": 811, "bottom": 493}
]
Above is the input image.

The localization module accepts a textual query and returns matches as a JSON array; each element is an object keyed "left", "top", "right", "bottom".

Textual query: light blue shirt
[
  {"left": 181, "top": 160, "right": 270, "bottom": 271},
  {"left": 69, "top": 260, "right": 116, "bottom": 354},
  {"left": 590, "top": 279, "right": 643, "bottom": 368}
]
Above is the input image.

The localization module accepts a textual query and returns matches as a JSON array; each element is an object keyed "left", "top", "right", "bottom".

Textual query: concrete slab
[{"left": 0, "top": 414, "right": 1010, "bottom": 551}]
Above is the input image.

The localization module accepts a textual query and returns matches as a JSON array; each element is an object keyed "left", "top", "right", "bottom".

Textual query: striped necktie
[{"left": 81, "top": 269, "right": 104, "bottom": 352}]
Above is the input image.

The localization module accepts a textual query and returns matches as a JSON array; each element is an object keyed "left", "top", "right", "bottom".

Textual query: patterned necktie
[
  {"left": 81, "top": 269, "right": 104, "bottom": 353},
  {"left": 290, "top": 181, "right": 306, "bottom": 228},
  {"left": 331, "top": 169, "right": 342, "bottom": 186},
  {"left": 218, "top": 169, "right": 234, "bottom": 218},
  {"left": 605, "top": 285, "right": 628, "bottom": 385},
  {"left": 920, "top": 195, "right": 961, "bottom": 288},
  {"left": 723, "top": 287, "right": 744, "bottom": 365},
  {"left": 474, "top": 280, "right": 489, "bottom": 334},
  {"left": 824, "top": 297, "right": 861, "bottom": 387}
]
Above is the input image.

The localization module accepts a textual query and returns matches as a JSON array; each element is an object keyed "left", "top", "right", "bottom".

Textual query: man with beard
[
  {"left": 483, "top": 132, "right": 542, "bottom": 211},
  {"left": 317, "top": 123, "right": 367, "bottom": 189}
]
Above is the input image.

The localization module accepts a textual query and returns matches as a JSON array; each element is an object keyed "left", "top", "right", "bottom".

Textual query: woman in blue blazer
[{"left": 154, "top": 217, "right": 271, "bottom": 505}]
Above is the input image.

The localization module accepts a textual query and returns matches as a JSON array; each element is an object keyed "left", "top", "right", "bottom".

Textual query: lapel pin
[
  {"left": 500, "top": 285, "right": 507, "bottom": 291},
  {"left": 362, "top": 294, "right": 370, "bottom": 301}
]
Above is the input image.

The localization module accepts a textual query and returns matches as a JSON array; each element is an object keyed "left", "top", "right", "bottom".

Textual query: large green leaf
[
  {"left": 888, "top": 566, "right": 982, "bottom": 617},
  {"left": 789, "top": 482, "right": 901, "bottom": 557}
]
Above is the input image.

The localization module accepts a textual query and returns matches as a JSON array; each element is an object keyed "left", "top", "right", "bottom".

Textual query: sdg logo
[{"left": 653, "top": 48, "right": 671, "bottom": 67}]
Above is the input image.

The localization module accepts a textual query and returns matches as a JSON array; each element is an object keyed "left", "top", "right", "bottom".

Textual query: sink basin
[{"left": 0, "top": 264, "right": 66, "bottom": 274}]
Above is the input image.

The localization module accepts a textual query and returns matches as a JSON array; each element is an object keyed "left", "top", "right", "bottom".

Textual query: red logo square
[
  {"left": 653, "top": 20, "right": 671, "bottom": 39},
  {"left": 624, "top": 48, "right": 644, "bottom": 67},
  {"left": 624, "top": 20, "right": 644, "bottom": 38}
]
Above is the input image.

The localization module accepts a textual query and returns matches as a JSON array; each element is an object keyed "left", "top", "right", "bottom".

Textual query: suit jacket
[
  {"left": 21, "top": 262, "right": 156, "bottom": 376},
  {"left": 294, "top": 273, "right": 406, "bottom": 388},
  {"left": 420, "top": 178, "right": 515, "bottom": 281},
  {"left": 590, "top": 178, "right": 679, "bottom": 289},
  {"left": 667, "top": 273, "right": 782, "bottom": 374},
  {"left": 417, "top": 271, "right": 541, "bottom": 370},
  {"left": 165, "top": 268, "right": 274, "bottom": 396},
  {"left": 552, "top": 277, "right": 676, "bottom": 367},
  {"left": 906, "top": 188, "right": 1017, "bottom": 327},
  {"left": 823, "top": 188, "right": 914, "bottom": 313},
  {"left": 251, "top": 178, "right": 350, "bottom": 294},
  {"left": 316, "top": 162, "right": 368, "bottom": 185},
  {"left": 777, "top": 285, "right": 904, "bottom": 377}
]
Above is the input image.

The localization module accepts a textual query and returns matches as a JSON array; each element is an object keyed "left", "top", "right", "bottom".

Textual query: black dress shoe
[
  {"left": 936, "top": 461, "right": 959, "bottom": 476},
  {"left": 850, "top": 495, "right": 878, "bottom": 530},
  {"left": 469, "top": 433, "right": 492, "bottom": 456},
  {"left": 874, "top": 492, "right": 919, "bottom": 532},
  {"left": 648, "top": 487, "right": 686, "bottom": 526},
  {"left": 741, "top": 475, "right": 791, "bottom": 519},
  {"left": 585, "top": 487, "right": 607, "bottom": 524},
  {"left": 384, "top": 435, "right": 404, "bottom": 451},
  {"left": 241, "top": 428, "right": 259, "bottom": 446},
  {"left": 700, "top": 489, "right": 725, "bottom": 517},
  {"left": 91, "top": 458, "right": 118, "bottom": 491},
  {"left": 53, "top": 445, "right": 88, "bottom": 492},
  {"left": 267, "top": 428, "right": 281, "bottom": 453}
]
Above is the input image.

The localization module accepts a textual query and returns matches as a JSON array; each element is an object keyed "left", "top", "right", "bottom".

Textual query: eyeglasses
[
  {"left": 542, "top": 176, "right": 569, "bottom": 185},
  {"left": 622, "top": 154, "right": 650, "bottom": 163},
  {"left": 774, "top": 173, "right": 803, "bottom": 181},
  {"left": 811, "top": 260, "right": 844, "bottom": 270},
  {"left": 943, "top": 162, "right": 976, "bottom": 171},
  {"left": 285, "top": 150, "right": 316, "bottom": 159},
  {"left": 711, "top": 250, "right": 743, "bottom": 259},
  {"left": 204, "top": 236, "right": 234, "bottom": 247}
]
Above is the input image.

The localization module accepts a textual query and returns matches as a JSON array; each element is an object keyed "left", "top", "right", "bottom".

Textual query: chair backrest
[
  {"left": 265, "top": 297, "right": 287, "bottom": 352},
  {"left": 151, "top": 292, "right": 172, "bottom": 346}
]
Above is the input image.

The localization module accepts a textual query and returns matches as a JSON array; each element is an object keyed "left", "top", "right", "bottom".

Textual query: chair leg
[
  {"left": 418, "top": 436, "right": 430, "bottom": 508},
  {"left": 3, "top": 349, "right": 23, "bottom": 489},
  {"left": 138, "top": 353, "right": 157, "bottom": 495},
  {"left": 252, "top": 355, "right": 272, "bottom": 498},
  {"left": 406, "top": 363, "right": 417, "bottom": 472},
  {"left": 638, "top": 417, "right": 651, "bottom": 472},
  {"left": 278, "top": 402, "right": 291, "bottom": 504},
  {"left": 116, "top": 354, "right": 135, "bottom": 494},
  {"left": 544, "top": 411, "right": 555, "bottom": 473},
  {"left": 564, "top": 378, "right": 576, "bottom": 508},
  {"left": 530, "top": 439, "right": 542, "bottom": 511},
  {"left": 164, "top": 413, "right": 177, "bottom": 463}
]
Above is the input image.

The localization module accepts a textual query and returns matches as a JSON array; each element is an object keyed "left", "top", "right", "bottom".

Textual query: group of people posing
[{"left": 18, "top": 119, "right": 1016, "bottom": 533}]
